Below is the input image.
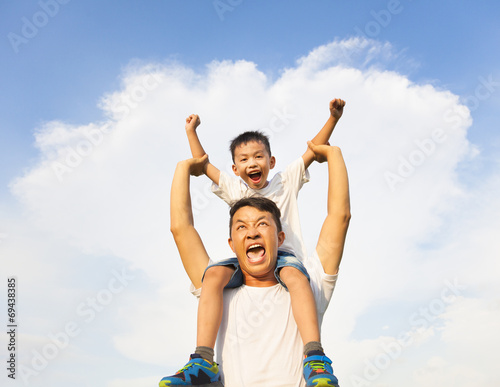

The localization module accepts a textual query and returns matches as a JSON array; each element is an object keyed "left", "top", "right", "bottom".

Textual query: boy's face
[
  {"left": 232, "top": 140, "right": 276, "bottom": 190},
  {"left": 228, "top": 205, "right": 285, "bottom": 286}
]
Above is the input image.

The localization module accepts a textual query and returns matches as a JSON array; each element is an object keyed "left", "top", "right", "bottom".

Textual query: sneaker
[
  {"left": 159, "top": 354, "right": 222, "bottom": 386},
  {"left": 303, "top": 353, "right": 339, "bottom": 387}
]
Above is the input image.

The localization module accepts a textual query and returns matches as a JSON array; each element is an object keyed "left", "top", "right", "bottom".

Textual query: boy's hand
[
  {"left": 307, "top": 141, "right": 335, "bottom": 163},
  {"left": 329, "top": 99, "right": 346, "bottom": 120},
  {"left": 185, "top": 114, "right": 201, "bottom": 132}
]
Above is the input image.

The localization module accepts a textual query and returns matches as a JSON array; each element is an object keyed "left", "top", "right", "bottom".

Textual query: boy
[{"left": 160, "top": 99, "right": 345, "bottom": 386}]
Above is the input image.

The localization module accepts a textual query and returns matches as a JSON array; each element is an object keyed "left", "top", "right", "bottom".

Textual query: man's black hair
[
  {"left": 229, "top": 197, "right": 282, "bottom": 236},
  {"left": 229, "top": 131, "right": 271, "bottom": 162}
]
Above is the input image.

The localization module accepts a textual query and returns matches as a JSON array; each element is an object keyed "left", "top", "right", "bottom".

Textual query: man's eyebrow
[{"left": 233, "top": 215, "right": 267, "bottom": 224}]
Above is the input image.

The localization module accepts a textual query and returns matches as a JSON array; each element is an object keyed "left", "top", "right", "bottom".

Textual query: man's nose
[{"left": 246, "top": 227, "right": 260, "bottom": 238}]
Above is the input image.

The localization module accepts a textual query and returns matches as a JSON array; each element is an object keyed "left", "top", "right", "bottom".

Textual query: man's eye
[
  {"left": 259, "top": 222, "right": 268, "bottom": 226},
  {"left": 237, "top": 225, "right": 245, "bottom": 230}
]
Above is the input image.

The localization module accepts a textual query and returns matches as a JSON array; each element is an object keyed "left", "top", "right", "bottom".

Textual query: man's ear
[
  {"left": 228, "top": 237, "right": 235, "bottom": 252},
  {"left": 277, "top": 230, "right": 285, "bottom": 247},
  {"left": 232, "top": 164, "right": 240, "bottom": 176},
  {"left": 270, "top": 156, "right": 276, "bottom": 170}
]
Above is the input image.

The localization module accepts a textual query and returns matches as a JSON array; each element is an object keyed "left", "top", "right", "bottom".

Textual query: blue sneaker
[
  {"left": 303, "top": 353, "right": 339, "bottom": 387},
  {"left": 159, "top": 354, "right": 222, "bottom": 386}
]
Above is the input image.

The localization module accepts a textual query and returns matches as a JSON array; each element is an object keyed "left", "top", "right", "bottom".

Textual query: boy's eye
[{"left": 258, "top": 222, "right": 268, "bottom": 226}]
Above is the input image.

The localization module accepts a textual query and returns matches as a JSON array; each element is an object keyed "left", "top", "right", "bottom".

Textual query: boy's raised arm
[
  {"left": 302, "top": 99, "right": 345, "bottom": 169},
  {"left": 307, "top": 142, "right": 351, "bottom": 275},
  {"left": 185, "top": 114, "right": 221, "bottom": 185},
  {"left": 170, "top": 155, "right": 211, "bottom": 289}
]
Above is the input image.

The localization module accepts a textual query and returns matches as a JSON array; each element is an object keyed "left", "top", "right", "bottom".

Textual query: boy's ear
[
  {"left": 232, "top": 164, "right": 240, "bottom": 176},
  {"left": 270, "top": 156, "right": 276, "bottom": 170},
  {"left": 277, "top": 230, "right": 285, "bottom": 247},
  {"left": 228, "top": 237, "right": 235, "bottom": 252}
]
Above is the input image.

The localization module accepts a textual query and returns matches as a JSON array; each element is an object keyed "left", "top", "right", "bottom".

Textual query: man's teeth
[{"left": 247, "top": 244, "right": 265, "bottom": 261}]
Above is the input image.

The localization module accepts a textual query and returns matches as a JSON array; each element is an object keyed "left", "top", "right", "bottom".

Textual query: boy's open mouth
[
  {"left": 248, "top": 171, "right": 262, "bottom": 184},
  {"left": 246, "top": 244, "right": 266, "bottom": 263}
]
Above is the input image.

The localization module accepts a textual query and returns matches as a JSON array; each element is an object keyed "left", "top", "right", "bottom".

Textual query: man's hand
[
  {"left": 184, "top": 154, "right": 209, "bottom": 177},
  {"left": 185, "top": 114, "right": 201, "bottom": 132},
  {"left": 307, "top": 141, "right": 336, "bottom": 163},
  {"left": 329, "top": 99, "right": 345, "bottom": 120}
]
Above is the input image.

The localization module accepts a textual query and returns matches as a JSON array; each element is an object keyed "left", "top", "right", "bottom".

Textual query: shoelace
[
  {"left": 176, "top": 361, "right": 196, "bottom": 374},
  {"left": 306, "top": 360, "right": 328, "bottom": 371},
  {"left": 177, "top": 359, "right": 214, "bottom": 375}
]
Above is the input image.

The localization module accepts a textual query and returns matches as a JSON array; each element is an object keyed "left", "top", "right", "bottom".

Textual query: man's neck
[{"left": 243, "top": 273, "right": 278, "bottom": 287}]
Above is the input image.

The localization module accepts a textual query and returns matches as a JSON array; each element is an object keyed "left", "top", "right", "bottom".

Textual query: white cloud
[{"left": 7, "top": 38, "right": 500, "bottom": 386}]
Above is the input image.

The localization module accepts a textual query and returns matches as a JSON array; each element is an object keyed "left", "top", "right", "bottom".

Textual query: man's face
[
  {"left": 232, "top": 140, "right": 276, "bottom": 190},
  {"left": 228, "top": 205, "right": 285, "bottom": 286}
]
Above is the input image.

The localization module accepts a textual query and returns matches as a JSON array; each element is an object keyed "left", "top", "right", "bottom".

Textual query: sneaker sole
[{"left": 160, "top": 383, "right": 223, "bottom": 387}]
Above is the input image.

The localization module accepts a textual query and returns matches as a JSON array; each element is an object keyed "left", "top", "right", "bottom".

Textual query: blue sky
[
  {"left": 1, "top": 1, "right": 500, "bottom": 386},
  {"left": 2, "top": 0, "right": 499, "bottom": 180}
]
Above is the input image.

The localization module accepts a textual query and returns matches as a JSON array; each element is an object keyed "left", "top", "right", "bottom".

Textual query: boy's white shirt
[{"left": 211, "top": 157, "right": 310, "bottom": 261}]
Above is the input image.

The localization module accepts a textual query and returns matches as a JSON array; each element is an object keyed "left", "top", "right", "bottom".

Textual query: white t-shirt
[
  {"left": 212, "top": 158, "right": 309, "bottom": 260},
  {"left": 191, "top": 251, "right": 337, "bottom": 387}
]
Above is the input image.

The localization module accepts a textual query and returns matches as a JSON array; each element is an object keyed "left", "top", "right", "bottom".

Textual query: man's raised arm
[
  {"left": 307, "top": 142, "right": 351, "bottom": 275},
  {"left": 170, "top": 155, "right": 211, "bottom": 289}
]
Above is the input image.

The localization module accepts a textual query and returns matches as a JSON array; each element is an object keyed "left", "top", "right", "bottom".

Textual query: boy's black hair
[
  {"left": 229, "top": 197, "right": 282, "bottom": 236},
  {"left": 229, "top": 131, "right": 272, "bottom": 162}
]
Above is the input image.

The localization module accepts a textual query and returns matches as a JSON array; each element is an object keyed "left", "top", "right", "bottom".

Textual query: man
[{"left": 165, "top": 141, "right": 350, "bottom": 386}]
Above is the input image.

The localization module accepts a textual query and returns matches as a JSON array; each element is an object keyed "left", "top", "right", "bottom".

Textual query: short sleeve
[
  {"left": 304, "top": 250, "right": 337, "bottom": 316},
  {"left": 211, "top": 171, "right": 246, "bottom": 205},
  {"left": 190, "top": 258, "right": 216, "bottom": 299},
  {"left": 190, "top": 283, "right": 201, "bottom": 298},
  {"left": 280, "top": 158, "right": 310, "bottom": 196}
]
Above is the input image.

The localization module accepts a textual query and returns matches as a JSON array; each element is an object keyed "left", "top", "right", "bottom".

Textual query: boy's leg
[
  {"left": 159, "top": 264, "right": 234, "bottom": 386},
  {"left": 196, "top": 265, "right": 235, "bottom": 354},
  {"left": 279, "top": 266, "right": 321, "bottom": 345},
  {"left": 279, "top": 266, "right": 339, "bottom": 387}
]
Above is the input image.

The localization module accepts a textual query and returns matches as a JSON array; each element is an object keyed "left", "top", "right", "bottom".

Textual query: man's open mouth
[
  {"left": 246, "top": 244, "right": 266, "bottom": 263},
  {"left": 248, "top": 171, "right": 262, "bottom": 184}
]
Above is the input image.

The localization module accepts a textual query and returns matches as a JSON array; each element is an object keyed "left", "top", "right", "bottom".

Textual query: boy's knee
[
  {"left": 279, "top": 266, "right": 308, "bottom": 287},
  {"left": 204, "top": 265, "right": 235, "bottom": 288}
]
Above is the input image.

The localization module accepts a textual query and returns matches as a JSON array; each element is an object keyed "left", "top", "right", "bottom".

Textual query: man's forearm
[
  {"left": 315, "top": 146, "right": 350, "bottom": 275},
  {"left": 170, "top": 159, "right": 210, "bottom": 288},
  {"left": 170, "top": 161, "right": 194, "bottom": 233},
  {"left": 326, "top": 147, "right": 350, "bottom": 217}
]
